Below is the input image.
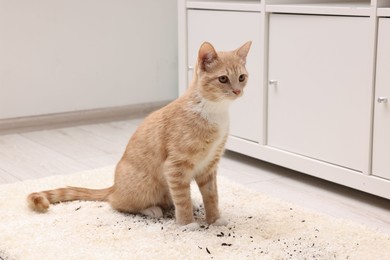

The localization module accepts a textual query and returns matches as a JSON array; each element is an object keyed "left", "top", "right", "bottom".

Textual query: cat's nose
[{"left": 232, "top": 89, "right": 241, "bottom": 95}]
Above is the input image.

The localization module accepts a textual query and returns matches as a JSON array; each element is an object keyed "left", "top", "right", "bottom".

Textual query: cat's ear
[
  {"left": 198, "top": 42, "right": 218, "bottom": 71},
  {"left": 235, "top": 41, "right": 252, "bottom": 63}
]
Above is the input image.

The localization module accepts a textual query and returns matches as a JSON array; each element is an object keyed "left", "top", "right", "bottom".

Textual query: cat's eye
[
  {"left": 218, "top": 75, "right": 229, "bottom": 84},
  {"left": 239, "top": 74, "right": 247, "bottom": 82}
]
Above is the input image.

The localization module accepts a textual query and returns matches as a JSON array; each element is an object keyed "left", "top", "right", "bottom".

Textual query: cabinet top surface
[
  {"left": 186, "top": 0, "right": 261, "bottom": 12},
  {"left": 184, "top": 0, "right": 388, "bottom": 16},
  {"left": 266, "top": 1, "right": 371, "bottom": 16},
  {"left": 378, "top": 7, "right": 390, "bottom": 17}
]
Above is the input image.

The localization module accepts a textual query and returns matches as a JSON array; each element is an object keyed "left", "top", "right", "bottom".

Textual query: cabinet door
[
  {"left": 372, "top": 18, "right": 390, "bottom": 180},
  {"left": 267, "top": 14, "right": 371, "bottom": 171},
  {"left": 187, "top": 10, "right": 262, "bottom": 143}
]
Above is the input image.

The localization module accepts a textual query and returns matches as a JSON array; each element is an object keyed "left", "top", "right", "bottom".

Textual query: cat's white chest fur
[
  {"left": 190, "top": 99, "right": 231, "bottom": 175},
  {"left": 189, "top": 98, "right": 231, "bottom": 125}
]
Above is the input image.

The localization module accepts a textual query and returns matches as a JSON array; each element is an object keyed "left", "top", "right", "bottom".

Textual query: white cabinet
[
  {"left": 372, "top": 18, "right": 390, "bottom": 180},
  {"left": 178, "top": 0, "right": 390, "bottom": 199},
  {"left": 186, "top": 9, "right": 263, "bottom": 143},
  {"left": 267, "top": 14, "right": 371, "bottom": 171}
]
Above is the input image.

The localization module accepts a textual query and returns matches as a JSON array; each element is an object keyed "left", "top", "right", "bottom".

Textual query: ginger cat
[{"left": 27, "top": 41, "right": 252, "bottom": 229}]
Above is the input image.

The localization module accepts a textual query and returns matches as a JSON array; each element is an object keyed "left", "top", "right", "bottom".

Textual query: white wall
[{"left": 0, "top": 0, "right": 178, "bottom": 119}]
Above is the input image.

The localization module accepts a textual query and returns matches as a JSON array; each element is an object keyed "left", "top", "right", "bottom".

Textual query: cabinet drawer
[{"left": 267, "top": 14, "right": 371, "bottom": 171}]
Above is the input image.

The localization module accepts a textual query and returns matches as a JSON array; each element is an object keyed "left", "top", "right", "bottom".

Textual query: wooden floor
[{"left": 1, "top": 118, "right": 389, "bottom": 235}]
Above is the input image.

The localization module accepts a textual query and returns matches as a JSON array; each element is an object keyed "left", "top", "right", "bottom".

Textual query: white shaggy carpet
[{"left": 0, "top": 166, "right": 389, "bottom": 260}]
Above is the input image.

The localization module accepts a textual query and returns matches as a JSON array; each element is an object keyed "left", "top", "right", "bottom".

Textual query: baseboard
[{"left": 0, "top": 100, "right": 171, "bottom": 135}]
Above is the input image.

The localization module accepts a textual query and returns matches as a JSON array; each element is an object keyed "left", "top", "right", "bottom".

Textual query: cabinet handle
[
  {"left": 269, "top": 80, "right": 278, "bottom": 87},
  {"left": 188, "top": 66, "right": 194, "bottom": 71},
  {"left": 378, "top": 97, "right": 388, "bottom": 103}
]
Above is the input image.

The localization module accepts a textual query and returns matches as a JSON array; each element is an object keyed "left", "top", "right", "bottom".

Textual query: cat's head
[{"left": 196, "top": 41, "right": 251, "bottom": 102}]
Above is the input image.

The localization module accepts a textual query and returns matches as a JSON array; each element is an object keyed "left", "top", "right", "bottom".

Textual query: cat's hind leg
[
  {"left": 140, "top": 206, "right": 163, "bottom": 218},
  {"left": 109, "top": 195, "right": 164, "bottom": 218},
  {"left": 109, "top": 162, "right": 168, "bottom": 218}
]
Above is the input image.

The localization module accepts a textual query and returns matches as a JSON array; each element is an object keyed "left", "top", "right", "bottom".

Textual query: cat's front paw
[
  {"left": 211, "top": 218, "right": 228, "bottom": 226},
  {"left": 180, "top": 222, "right": 200, "bottom": 231}
]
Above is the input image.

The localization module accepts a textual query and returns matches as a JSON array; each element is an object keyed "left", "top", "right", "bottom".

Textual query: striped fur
[{"left": 27, "top": 42, "right": 252, "bottom": 226}]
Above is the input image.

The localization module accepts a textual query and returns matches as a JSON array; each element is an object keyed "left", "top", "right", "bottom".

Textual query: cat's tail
[{"left": 27, "top": 186, "right": 114, "bottom": 212}]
